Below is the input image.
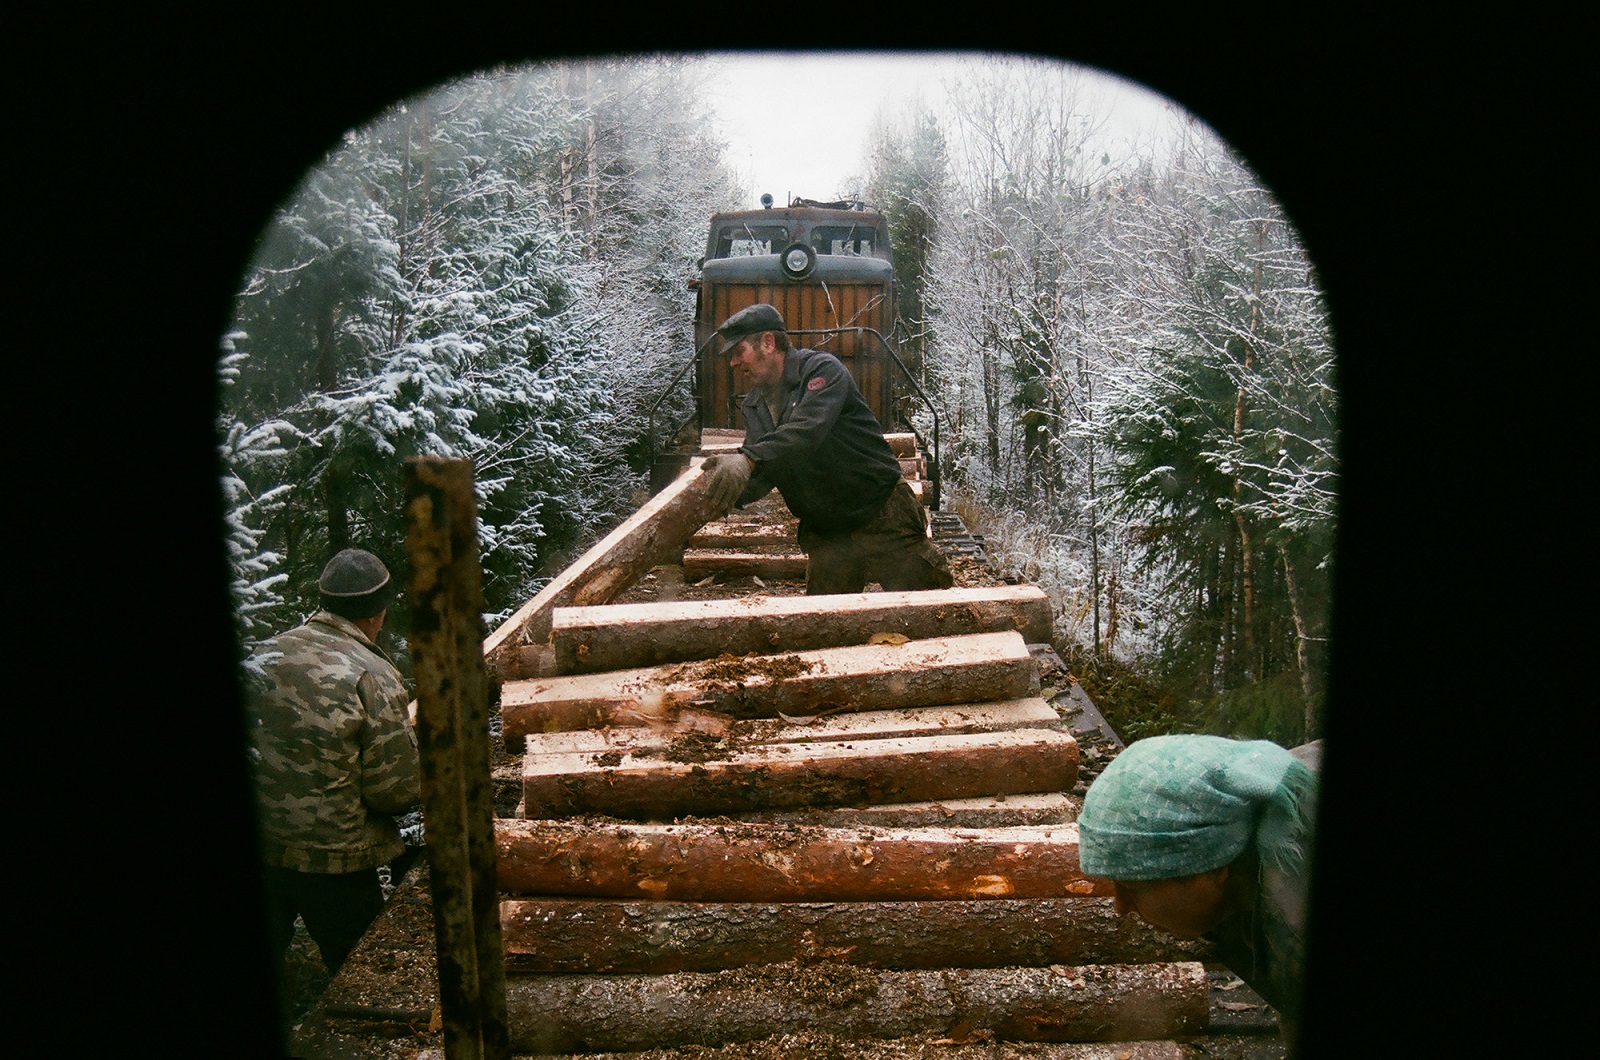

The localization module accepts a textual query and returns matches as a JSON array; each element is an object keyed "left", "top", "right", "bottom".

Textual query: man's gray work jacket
[
  {"left": 245, "top": 610, "right": 421, "bottom": 875},
  {"left": 736, "top": 347, "right": 904, "bottom": 534}
]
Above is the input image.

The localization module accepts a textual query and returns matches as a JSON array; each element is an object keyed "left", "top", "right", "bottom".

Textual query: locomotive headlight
[{"left": 779, "top": 241, "right": 817, "bottom": 280}]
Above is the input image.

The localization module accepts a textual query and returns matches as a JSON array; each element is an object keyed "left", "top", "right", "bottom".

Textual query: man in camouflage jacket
[{"left": 246, "top": 548, "right": 421, "bottom": 977}]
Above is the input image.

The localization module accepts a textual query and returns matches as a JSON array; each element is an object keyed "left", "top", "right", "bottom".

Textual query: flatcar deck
[{"left": 286, "top": 431, "right": 1291, "bottom": 1058}]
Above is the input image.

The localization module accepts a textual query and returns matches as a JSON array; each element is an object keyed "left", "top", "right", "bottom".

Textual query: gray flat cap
[
  {"left": 716, "top": 303, "right": 786, "bottom": 356},
  {"left": 319, "top": 548, "right": 392, "bottom": 597}
]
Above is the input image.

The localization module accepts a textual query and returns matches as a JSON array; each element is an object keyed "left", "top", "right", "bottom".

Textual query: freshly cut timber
[
  {"left": 518, "top": 698, "right": 1063, "bottom": 757},
  {"left": 697, "top": 429, "right": 743, "bottom": 452},
  {"left": 557, "top": 1045, "right": 1192, "bottom": 1060},
  {"left": 521, "top": 728, "right": 1078, "bottom": 819},
  {"left": 680, "top": 551, "right": 808, "bottom": 581},
  {"left": 883, "top": 432, "right": 918, "bottom": 456},
  {"left": 499, "top": 897, "right": 1209, "bottom": 974},
  {"left": 494, "top": 820, "right": 1107, "bottom": 901},
  {"left": 550, "top": 585, "right": 1054, "bottom": 673},
  {"left": 743, "top": 696, "right": 1061, "bottom": 742},
  {"left": 503, "top": 960, "right": 1209, "bottom": 1054},
  {"left": 482, "top": 466, "right": 722, "bottom": 680},
  {"left": 500, "top": 630, "right": 1040, "bottom": 745},
  {"left": 686, "top": 523, "right": 797, "bottom": 549},
  {"left": 575, "top": 1043, "right": 1195, "bottom": 1060}
]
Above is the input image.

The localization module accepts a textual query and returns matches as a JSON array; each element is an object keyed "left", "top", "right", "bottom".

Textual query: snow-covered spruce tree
[
  {"left": 222, "top": 154, "right": 408, "bottom": 644},
  {"left": 540, "top": 56, "right": 748, "bottom": 475},
  {"left": 220, "top": 62, "right": 748, "bottom": 654},
  {"left": 1086, "top": 124, "right": 1336, "bottom": 741},
  {"left": 217, "top": 336, "right": 294, "bottom": 653},
  {"left": 367, "top": 71, "right": 621, "bottom": 621},
  {"left": 221, "top": 70, "right": 614, "bottom": 650}
]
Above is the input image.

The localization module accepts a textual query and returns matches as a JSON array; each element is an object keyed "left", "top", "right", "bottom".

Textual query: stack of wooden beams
[{"left": 484, "top": 439, "right": 1210, "bottom": 1055}]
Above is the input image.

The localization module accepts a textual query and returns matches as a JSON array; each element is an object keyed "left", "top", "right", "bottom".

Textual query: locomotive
[{"left": 651, "top": 195, "right": 940, "bottom": 504}]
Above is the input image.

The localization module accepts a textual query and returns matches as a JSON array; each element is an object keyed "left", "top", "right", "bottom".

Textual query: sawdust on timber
[{"left": 662, "top": 653, "right": 816, "bottom": 686}]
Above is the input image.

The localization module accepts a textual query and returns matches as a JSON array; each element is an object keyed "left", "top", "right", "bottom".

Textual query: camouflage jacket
[{"left": 245, "top": 611, "right": 421, "bottom": 874}]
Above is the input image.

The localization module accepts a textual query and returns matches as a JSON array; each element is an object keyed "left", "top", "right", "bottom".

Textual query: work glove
[{"left": 701, "top": 452, "right": 754, "bottom": 512}]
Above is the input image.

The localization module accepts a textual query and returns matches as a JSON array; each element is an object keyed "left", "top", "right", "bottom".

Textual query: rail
[{"left": 645, "top": 326, "right": 942, "bottom": 508}]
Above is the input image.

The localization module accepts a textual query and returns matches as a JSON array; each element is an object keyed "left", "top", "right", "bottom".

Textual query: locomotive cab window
[
  {"left": 715, "top": 225, "right": 789, "bottom": 258},
  {"left": 810, "top": 225, "right": 877, "bottom": 257}
]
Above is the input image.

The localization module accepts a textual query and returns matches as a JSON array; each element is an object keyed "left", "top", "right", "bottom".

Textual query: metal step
[{"left": 929, "top": 509, "right": 994, "bottom": 568}]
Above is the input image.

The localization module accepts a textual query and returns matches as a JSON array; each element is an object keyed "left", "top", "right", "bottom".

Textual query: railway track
[{"left": 287, "top": 432, "right": 1292, "bottom": 1059}]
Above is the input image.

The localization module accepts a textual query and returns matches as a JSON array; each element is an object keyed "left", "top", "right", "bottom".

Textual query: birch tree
[
  {"left": 931, "top": 59, "right": 1126, "bottom": 513},
  {"left": 914, "top": 60, "right": 1334, "bottom": 738},
  {"left": 921, "top": 58, "right": 1143, "bottom": 656}
]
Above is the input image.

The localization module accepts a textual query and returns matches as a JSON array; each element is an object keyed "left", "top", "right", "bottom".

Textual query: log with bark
[
  {"left": 503, "top": 960, "right": 1209, "bottom": 1054},
  {"left": 494, "top": 820, "right": 1108, "bottom": 901},
  {"left": 499, "top": 897, "right": 1210, "bottom": 974},
  {"left": 521, "top": 728, "right": 1077, "bottom": 820},
  {"left": 520, "top": 1040, "right": 1191, "bottom": 1060},
  {"left": 549, "top": 586, "right": 1054, "bottom": 673},
  {"left": 508, "top": 792, "right": 1080, "bottom": 831},
  {"left": 500, "top": 630, "right": 1040, "bottom": 745},
  {"left": 883, "top": 432, "right": 919, "bottom": 457}
]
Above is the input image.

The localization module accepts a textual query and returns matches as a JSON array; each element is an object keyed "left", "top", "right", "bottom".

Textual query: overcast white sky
[{"left": 699, "top": 51, "right": 1180, "bottom": 209}]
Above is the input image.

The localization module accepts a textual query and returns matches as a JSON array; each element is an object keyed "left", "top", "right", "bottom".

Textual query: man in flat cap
[
  {"left": 701, "top": 303, "right": 952, "bottom": 595},
  {"left": 244, "top": 548, "right": 421, "bottom": 991}
]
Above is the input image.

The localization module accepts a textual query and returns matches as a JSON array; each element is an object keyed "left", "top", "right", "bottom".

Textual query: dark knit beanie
[{"left": 317, "top": 548, "right": 393, "bottom": 620}]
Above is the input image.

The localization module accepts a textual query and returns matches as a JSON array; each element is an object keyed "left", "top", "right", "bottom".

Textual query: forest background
[{"left": 217, "top": 54, "right": 1336, "bottom": 746}]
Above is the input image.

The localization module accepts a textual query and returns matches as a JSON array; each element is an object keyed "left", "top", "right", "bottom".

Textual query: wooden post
[{"left": 404, "top": 456, "right": 509, "bottom": 1060}]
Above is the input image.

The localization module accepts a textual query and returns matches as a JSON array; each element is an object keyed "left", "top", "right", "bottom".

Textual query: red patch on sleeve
[{"left": 806, "top": 376, "right": 828, "bottom": 391}]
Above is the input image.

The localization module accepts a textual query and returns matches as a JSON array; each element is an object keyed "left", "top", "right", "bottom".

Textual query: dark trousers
[
  {"left": 798, "top": 480, "right": 954, "bottom": 595},
  {"left": 261, "top": 865, "right": 384, "bottom": 976}
]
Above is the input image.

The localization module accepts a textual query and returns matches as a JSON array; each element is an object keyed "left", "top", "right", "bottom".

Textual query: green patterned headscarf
[{"left": 1078, "top": 735, "right": 1314, "bottom": 881}]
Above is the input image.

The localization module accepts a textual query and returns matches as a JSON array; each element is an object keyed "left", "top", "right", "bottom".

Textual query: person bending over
[{"left": 1078, "top": 734, "right": 1321, "bottom": 1049}]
